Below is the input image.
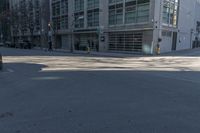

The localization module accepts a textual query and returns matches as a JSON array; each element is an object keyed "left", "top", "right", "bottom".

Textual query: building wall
[
  {"left": 177, "top": 0, "right": 196, "bottom": 51},
  {"left": 49, "top": 0, "right": 200, "bottom": 54},
  {"left": 50, "top": 0, "right": 154, "bottom": 53},
  {"left": 153, "top": 0, "right": 200, "bottom": 53}
]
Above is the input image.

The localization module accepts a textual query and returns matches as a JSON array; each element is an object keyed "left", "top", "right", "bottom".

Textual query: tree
[
  {"left": 27, "top": 0, "right": 34, "bottom": 42},
  {"left": 0, "top": 0, "right": 10, "bottom": 42},
  {"left": 40, "top": 0, "right": 50, "bottom": 48}
]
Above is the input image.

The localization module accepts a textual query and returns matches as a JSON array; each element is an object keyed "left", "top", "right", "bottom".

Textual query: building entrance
[
  {"left": 108, "top": 32, "right": 143, "bottom": 52},
  {"left": 75, "top": 33, "right": 99, "bottom": 51},
  {"left": 172, "top": 32, "right": 177, "bottom": 51}
]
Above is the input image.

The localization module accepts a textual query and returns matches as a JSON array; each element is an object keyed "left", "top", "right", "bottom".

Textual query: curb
[{"left": 32, "top": 47, "right": 150, "bottom": 58}]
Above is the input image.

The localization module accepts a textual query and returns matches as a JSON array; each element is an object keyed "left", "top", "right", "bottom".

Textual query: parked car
[
  {"left": 23, "top": 40, "right": 34, "bottom": 49},
  {"left": 15, "top": 40, "right": 25, "bottom": 48},
  {"left": 5, "top": 41, "right": 13, "bottom": 47}
]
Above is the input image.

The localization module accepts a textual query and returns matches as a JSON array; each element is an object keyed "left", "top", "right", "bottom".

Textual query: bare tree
[
  {"left": 19, "top": 0, "right": 28, "bottom": 40},
  {"left": 40, "top": 0, "right": 50, "bottom": 48},
  {"left": 27, "top": 0, "right": 34, "bottom": 42},
  {"left": 0, "top": 0, "right": 10, "bottom": 42},
  {"left": 10, "top": 5, "right": 20, "bottom": 43}
]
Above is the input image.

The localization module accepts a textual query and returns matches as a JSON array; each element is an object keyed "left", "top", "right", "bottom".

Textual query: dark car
[
  {"left": 15, "top": 40, "right": 25, "bottom": 48},
  {"left": 5, "top": 41, "right": 14, "bottom": 47},
  {"left": 23, "top": 40, "right": 34, "bottom": 49}
]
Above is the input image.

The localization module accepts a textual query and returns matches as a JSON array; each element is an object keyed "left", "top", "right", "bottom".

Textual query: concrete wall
[
  {"left": 152, "top": 0, "right": 200, "bottom": 53},
  {"left": 177, "top": 0, "right": 196, "bottom": 50},
  {"left": 160, "top": 33, "right": 172, "bottom": 53},
  {"left": 152, "top": 0, "right": 162, "bottom": 54},
  {"left": 49, "top": 0, "right": 200, "bottom": 53}
]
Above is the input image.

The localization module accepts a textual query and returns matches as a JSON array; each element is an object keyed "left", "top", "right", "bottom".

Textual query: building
[
  {"left": 9, "top": 0, "right": 50, "bottom": 47},
  {"left": 49, "top": 0, "right": 200, "bottom": 54},
  {"left": 0, "top": 0, "right": 10, "bottom": 43}
]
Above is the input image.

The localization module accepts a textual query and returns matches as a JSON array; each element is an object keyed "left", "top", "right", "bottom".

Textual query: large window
[
  {"left": 61, "top": 0, "right": 68, "bottom": 15},
  {"left": 88, "top": 0, "right": 99, "bottom": 9},
  {"left": 163, "top": 0, "right": 179, "bottom": 27},
  {"left": 52, "top": 0, "right": 68, "bottom": 30},
  {"left": 125, "top": 0, "right": 136, "bottom": 23},
  {"left": 137, "top": 0, "right": 150, "bottom": 23},
  {"left": 109, "top": 0, "right": 123, "bottom": 4},
  {"left": 109, "top": 3, "right": 123, "bottom": 25},
  {"left": 52, "top": 17, "right": 61, "bottom": 30},
  {"left": 74, "top": 12, "right": 84, "bottom": 28},
  {"left": 87, "top": 0, "right": 99, "bottom": 27},
  {"left": 61, "top": 15, "right": 68, "bottom": 29},
  {"left": 87, "top": 9, "right": 99, "bottom": 27},
  {"left": 75, "top": 0, "right": 84, "bottom": 11},
  {"left": 52, "top": 1, "right": 60, "bottom": 16},
  {"left": 109, "top": 0, "right": 150, "bottom": 25}
]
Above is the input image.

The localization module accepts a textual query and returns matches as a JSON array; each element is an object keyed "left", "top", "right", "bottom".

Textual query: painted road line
[{"left": 7, "top": 69, "right": 14, "bottom": 73}]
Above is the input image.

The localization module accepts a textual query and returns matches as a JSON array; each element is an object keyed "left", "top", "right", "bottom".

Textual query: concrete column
[
  {"left": 152, "top": 0, "right": 163, "bottom": 54},
  {"left": 84, "top": 0, "right": 87, "bottom": 28},
  {"left": 98, "top": 0, "right": 109, "bottom": 52},
  {"left": 68, "top": 0, "right": 74, "bottom": 51}
]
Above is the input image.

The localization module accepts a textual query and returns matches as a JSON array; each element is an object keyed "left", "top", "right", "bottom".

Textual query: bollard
[
  {"left": 156, "top": 44, "right": 160, "bottom": 55},
  {"left": 0, "top": 53, "right": 2, "bottom": 71}
]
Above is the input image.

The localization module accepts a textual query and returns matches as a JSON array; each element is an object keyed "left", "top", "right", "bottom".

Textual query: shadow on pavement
[
  {"left": 0, "top": 47, "right": 129, "bottom": 58},
  {"left": 1, "top": 62, "right": 200, "bottom": 133}
]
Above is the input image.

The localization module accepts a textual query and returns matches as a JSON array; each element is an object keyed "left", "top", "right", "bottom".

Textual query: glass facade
[
  {"left": 75, "top": 0, "right": 84, "bottom": 11},
  {"left": 109, "top": 3, "right": 123, "bottom": 25},
  {"left": 162, "top": 0, "right": 179, "bottom": 27},
  {"left": 109, "top": 0, "right": 150, "bottom": 25},
  {"left": 48, "top": 0, "right": 193, "bottom": 53},
  {"left": 87, "top": 0, "right": 99, "bottom": 27},
  {"left": 109, "top": 32, "right": 143, "bottom": 52},
  {"left": 52, "top": 0, "right": 68, "bottom": 30},
  {"left": 74, "top": 12, "right": 84, "bottom": 28},
  {"left": 74, "top": 0, "right": 84, "bottom": 28}
]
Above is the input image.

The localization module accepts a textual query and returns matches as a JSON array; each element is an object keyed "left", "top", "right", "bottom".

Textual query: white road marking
[
  {"left": 7, "top": 69, "right": 14, "bottom": 73},
  {"left": 0, "top": 68, "right": 14, "bottom": 74}
]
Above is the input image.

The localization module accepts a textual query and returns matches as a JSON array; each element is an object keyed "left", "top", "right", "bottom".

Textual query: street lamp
[{"left": 70, "top": 16, "right": 84, "bottom": 53}]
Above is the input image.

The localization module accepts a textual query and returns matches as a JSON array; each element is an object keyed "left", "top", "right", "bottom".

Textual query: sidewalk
[
  {"left": 162, "top": 47, "right": 200, "bottom": 56},
  {"left": 33, "top": 47, "right": 200, "bottom": 58},
  {"left": 33, "top": 47, "right": 151, "bottom": 58}
]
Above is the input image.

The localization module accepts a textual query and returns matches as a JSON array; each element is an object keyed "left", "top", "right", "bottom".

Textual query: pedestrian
[
  {"left": 88, "top": 40, "right": 91, "bottom": 48},
  {"left": 96, "top": 43, "right": 99, "bottom": 52},
  {"left": 91, "top": 41, "right": 94, "bottom": 49},
  {"left": 48, "top": 40, "right": 53, "bottom": 51}
]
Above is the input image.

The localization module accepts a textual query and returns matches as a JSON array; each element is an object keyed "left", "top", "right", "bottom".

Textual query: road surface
[{"left": 0, "top": 47, "right": 200, "bottom": 133}]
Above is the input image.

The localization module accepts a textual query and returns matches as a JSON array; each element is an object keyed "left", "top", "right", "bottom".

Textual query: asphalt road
[{"left": 0, "top": 48, "right": 200, "bottom": 133}]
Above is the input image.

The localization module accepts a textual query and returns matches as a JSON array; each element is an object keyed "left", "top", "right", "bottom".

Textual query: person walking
[
  {"left": 48, "top": 36, "right": 53, "bottom": 51},
  {"left": 48, "top": 37, "right": 53, "bottom": 51}
]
